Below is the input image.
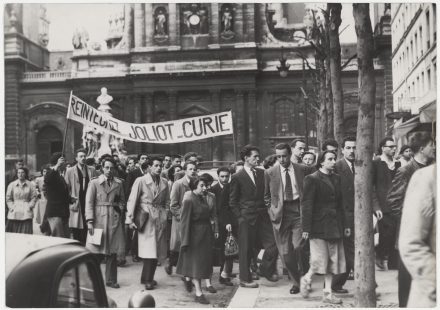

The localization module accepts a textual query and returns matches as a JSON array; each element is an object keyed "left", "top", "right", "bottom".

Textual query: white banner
[{"left": 67, "top": 93, "right": 234, "bottom": 144}]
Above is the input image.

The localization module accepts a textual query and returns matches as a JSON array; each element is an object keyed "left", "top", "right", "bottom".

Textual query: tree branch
[{"left": 341, "top": 53, "right": 357, "bottom": 70}]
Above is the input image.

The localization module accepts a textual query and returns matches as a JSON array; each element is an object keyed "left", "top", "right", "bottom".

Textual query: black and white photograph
[{"left": 3, "top": 2, "right": 437, "bottom": 308}]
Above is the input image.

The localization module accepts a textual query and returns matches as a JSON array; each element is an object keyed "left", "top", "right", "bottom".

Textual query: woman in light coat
[
  {"left": 85, "top": 157, "right": 125, "bottom": 288},
  {"left": 126, "top": 157, "right": 170, "bottom": 290},
  {"left": 34, "top": 165, "right": 49, "bottom": 225},
  {"left": 6, "top": 167, "right": 38, "bottom": 234}
]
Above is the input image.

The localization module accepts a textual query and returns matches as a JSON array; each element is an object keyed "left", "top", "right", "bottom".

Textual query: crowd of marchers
[{"left": 4, "top": 132, "right": 436, "bottom": 306}]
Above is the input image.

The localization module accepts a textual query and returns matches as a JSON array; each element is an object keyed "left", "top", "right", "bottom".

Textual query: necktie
[
  {"left": 285, "top": 169, "right": 294, "bottom": 201},
  {"left": 107, "top": 178, "right": 112, "bottom": 188},
  {"left": 251, "top": 169, "right": 257, "bottom": 184},
  {"left": 351, "top": 162, "right": 355, "bottom": 174}
]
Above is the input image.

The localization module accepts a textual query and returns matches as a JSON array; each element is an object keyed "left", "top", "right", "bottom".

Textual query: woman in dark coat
[
  {"left": 300, "top": 151, "right": 350, "bottom": 305},
  {"left": 176, "top": 175, "right": 219, "bottom": 305}
]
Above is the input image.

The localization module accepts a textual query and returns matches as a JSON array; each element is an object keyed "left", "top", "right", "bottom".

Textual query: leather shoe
[
  {"left": 265, "top": 273, "right": 279, "bottom": 282},
  {"left": 117, "top": 259, "right": 126, "bottom": 267},
  {"left": 184, "top": 278, "right": 193, "bottom": 292},
  {"left": 251, "top": 272, "right": 260, "bottom": 280},
  {"left": 145, "top": 282, "right": 155, "bottom": 290},
  {"left": 219, "top": 276, "right": 233, "bottom": 286},
  {"left": 195, "top": 294, "right": 210, "bottom": 304},
  {"left": 164, "top": 264, "right": 173, "bottom": 275},
  {"left": 289, "top": 285, "right": 300, "bottom": 294},
  {"left": 206, "top": 286, "right": 217, "bottom": 293},
  {"left": 332, "top": 288, "right": 349, "bottom": 294},
  {"left": 106, "top": 282, "right": 120, "bottom": 289},
  {"left": 240, "top": 281, "right": 259, "bottom": 288}
]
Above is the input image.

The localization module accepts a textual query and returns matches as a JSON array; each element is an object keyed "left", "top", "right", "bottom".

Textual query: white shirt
[
  {"left": 380, "top": 154, "right": 397, "bottom": 170},
  {"left": 280, "top": 164, "right": 299, "bottom": 200},
  {"left": 243, "top": 166, "right": 256, "bottom": 184}
]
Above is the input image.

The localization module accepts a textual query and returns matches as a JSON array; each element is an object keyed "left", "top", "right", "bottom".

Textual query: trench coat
[
  {"left": 6, "top": 180, "right": 38, "bottom": 221},
  {"left": 126, "top": 173, "right": 170, "bottom": 262},
  {"left": 169, "top": 176, "right": 190, "bottom": 252},
  {"left": 65, "top": 164, "right": 98, "bottom": 229},
  {"left": 176, "top": 191, "right": 219, "bottom": 279},
  {"left": 85, "top": 175, "right": 125, "bottom": 255}
]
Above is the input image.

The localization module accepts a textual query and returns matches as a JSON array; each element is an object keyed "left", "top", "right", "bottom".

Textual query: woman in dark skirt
[
  {"left": 6, "top": 167, "right": 38, "bottom": 234},
  {"left": 176, "top": 176, "right": 219, "bottom": 304}
]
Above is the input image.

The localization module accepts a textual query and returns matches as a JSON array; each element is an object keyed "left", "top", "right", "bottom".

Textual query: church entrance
[{"left": 36, "top": 125, "right": 62, "bottom": 170}]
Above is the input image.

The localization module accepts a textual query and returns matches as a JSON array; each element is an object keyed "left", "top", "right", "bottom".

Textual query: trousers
[
  {"left": 376, "top": 213, "right": 396, "bottom": 260},
  {"left": 141, "top": 259, "right": 158, "bottom": 284}
]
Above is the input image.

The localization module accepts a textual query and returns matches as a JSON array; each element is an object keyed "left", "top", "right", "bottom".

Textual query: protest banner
[{"left": 67, "top": 93, "right": 234, "bottom": 144}]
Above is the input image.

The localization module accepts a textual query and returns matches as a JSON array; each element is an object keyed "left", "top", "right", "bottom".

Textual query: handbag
[
  {"left": 134, "top": 207, "right": 149, "bottom": 233},
  {"left": 224, "top": 231, "right": 239, "bottom": 258}
]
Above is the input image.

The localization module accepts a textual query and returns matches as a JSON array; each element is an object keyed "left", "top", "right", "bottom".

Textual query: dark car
[{"left": 6, "top": 233, "right": 154, "bottom": 308}]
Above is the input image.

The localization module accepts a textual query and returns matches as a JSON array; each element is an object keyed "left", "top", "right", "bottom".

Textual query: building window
[
  {"left": 433, "top": 4, "right": 437, "bottom": 42},
  {"left": 419, "top": 26, "right": 424, "bottom": 55},
  {"left": 410, "top": 40, "right": 414, "bottom": 66},
  {"left": 426, "top": 10, "right": 431, "bottom": 48},
  {"left": 415, "top": 33, "right": 418, "bottom": 60},
  {"left": 427, "top": 68, "right": 431, "bottom": 90},
  {"left": 422, "top": 71, "right": 425, "bottom": 92}
]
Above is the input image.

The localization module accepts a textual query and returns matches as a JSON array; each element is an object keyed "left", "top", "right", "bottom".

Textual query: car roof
[{"left": 6, "top": 233, "right": 79, "bottom": 278}]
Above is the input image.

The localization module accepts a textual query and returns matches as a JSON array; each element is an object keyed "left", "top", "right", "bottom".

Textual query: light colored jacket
[
  {"left": 64, "top": 164, "right": 98, "bottom": 229},
  {"left": 6, "top": 180, "right": 38, "bottom": 220},
  {"left": 169, "top": 176, "right": 190, "bottom": 251},
  {"left": 399, "top": 164, "right": 436, "bottom": 307}
]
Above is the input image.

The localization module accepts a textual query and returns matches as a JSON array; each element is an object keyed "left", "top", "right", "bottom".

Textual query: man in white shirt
[{"left": 264, "top": 143, "right": 314, "bottom": 294}]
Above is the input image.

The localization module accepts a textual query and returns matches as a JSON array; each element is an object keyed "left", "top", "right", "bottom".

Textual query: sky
[{"left": 46, "top": 3, "right": 359, "bottom": 51}]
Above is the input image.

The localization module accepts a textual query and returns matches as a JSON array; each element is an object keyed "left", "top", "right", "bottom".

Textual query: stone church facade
[{"left": 4, "top": 3, "right": 393, "bottom": 171}]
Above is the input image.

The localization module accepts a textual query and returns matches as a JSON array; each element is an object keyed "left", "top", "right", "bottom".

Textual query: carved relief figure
[
  {"left": 181, "top": 4, "right": 209, "bottom": 35},
  {"left": 221, "top": 5, "right": 233, "bottom": 33},
  {"left": 155, "top": 7, "right": 168, "bottom": 36}
]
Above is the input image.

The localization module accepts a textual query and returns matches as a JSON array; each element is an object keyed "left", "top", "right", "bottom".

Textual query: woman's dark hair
[
  {"left": 316, "top": 150, "right": 336, "bottom": 169},
  {"left": 17, "top": 167, "right": 29, "bottom": 179},
  {"left": 189, "top": 176, "right": 205, "bottom": 191},
  {"left": 40, "top": 164, "right": 51, "bottom": 175},
  {"left": 240, "top": 145, "right": 260, "bottom": 161},
  {"left": 302, "top": 151, "right": 316, "bottom": 161},
  {"left": 399, "top": 145, "right": 413, "bottom": 155}
]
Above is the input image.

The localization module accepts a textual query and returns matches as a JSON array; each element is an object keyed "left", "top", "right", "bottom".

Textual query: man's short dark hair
[
  {"left": 235, "top": 160, "right": 244, "bottom": 167},
  {"left": 263, "top": 154, "right": 278, "bottom": 169},
  {"left": 137, "top": 153, "right": 149, "bottom": 161},
  {"left": 49, "top": 152, "right": 64, "bottom": 166},
  {"left": 378, "top": 137, "right": 394, "bottom": 154},
  {"left": 148, "top": 156, "right": 163, "bottom": 166},
  {"left": 239, "top": 145, "right": 260, "bottom": 161},
  {"left": 217, "top": 167, "right": 230, "bottom": 175},
  {"left": 408, "top": 131, "right": 434, "bottom": 153},
  {"left": 85, "top": 158, "right": 96, "bottom": 166},
  {"left": 200, "top": 173, "right": 214, "bottom": 185},
  {"left": 171, "top": 154, "right": 182, "bottom": 160},
  {"left": 316, "top": 150, "right": 337, "bottom": 169},
  {"left": 16, "top": 159, "right": 24, "bottom": 164},
  {"left": 183, "top": 152, "right": 198, "bottom": 162},
  {"left": 188, "top": 176, "right": 202, "bottom": 191},
  {"left": 291, "top": 139, "right": 305, "bottom": 148},
  {"left": 302, "top": 151, "right": 316, "bottom": 161},
  {"left": 275, "top": 143, "right": 292, "bottom": 155},
  {"left": 183, "top": 160, "right": 197, "bottom": 171},
  {"left": 322, "top": 139, "right": 339, "bottom": 151},
  {"left": 75, "top": 148, "right": 87, "bottom": 157},
  {"left": 101, "top": 157, "right": 116, "bottom": 167},
  {"left": 342, "top": 136, "right": 356, "bottom": 149}
]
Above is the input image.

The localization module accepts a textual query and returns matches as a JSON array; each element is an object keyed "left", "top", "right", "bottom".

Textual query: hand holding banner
[{"left": 67, "top": 93, "right": 234, "bottom": 144}]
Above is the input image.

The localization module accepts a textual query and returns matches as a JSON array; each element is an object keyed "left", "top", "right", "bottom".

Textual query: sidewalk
[{"left": 229, "top": 270, "right": 398, "bottom": 308}]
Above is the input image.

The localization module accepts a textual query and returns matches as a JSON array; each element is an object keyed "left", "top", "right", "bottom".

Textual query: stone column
[
  {"left": 210, "top": 3, "right": 219, "bottom": 44},
  {"left": 243, "top": 4, "right": 255, "bottom": 42},
  {"left": 235, "top": 90, "right": 245, "bottom": 149},
  {"left": 145, "top": 3, "right": 154, "bottom": 47},
  {"left": 144, "top": 92, "right": 154, "bottom": 153},
  {"left": 248, "top": 90, "right": 258, "bottom": 145},
  {"left": 211, "top": 90, "right": 222, "bottom": 162},
  {"left": 234, "top": 4, "right": 244, "bottom": 42},
  {"left": 169, "top": 4, "right": 180, "bottom": 46},
  {"left": 134, "top": 3, "right": 145, "bottom": 47}
]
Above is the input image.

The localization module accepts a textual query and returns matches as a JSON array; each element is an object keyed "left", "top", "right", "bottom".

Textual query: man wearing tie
[
  {"left": 331, "top": 136, "right": 356, "bottom": 293},
  {"left": 264, "top": 143, "right": 314, "bottom": 294},
  {"left": 230, "top": 145, "right": 278, "bottom": 288}
]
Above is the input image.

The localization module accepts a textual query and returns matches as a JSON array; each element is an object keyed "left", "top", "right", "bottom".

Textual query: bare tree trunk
[
  {"left": 316, "top": 55, "right": 328, "bottom": 150},
  {"left": 329, "top": 3, "right": 344, "bottom": 151},
  {"left": 324, "top": 7, "right": 334, "bottom": 140},
  {"left": 353, "top": 3, "right": 377, "bottom": 307}
]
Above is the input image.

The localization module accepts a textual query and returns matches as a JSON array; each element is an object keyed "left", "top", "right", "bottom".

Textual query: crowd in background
[{"left": 4, "top": 132, "right": 436, "bottom": 306}]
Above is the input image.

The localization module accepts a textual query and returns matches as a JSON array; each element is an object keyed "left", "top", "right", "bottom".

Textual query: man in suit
[
  {"left": 125, "top": 153, "right": 149, "bottom": 262},
  {"left": 387, "top": 131, "right": 435, "bottom": 307},
  {"left": 264, "top": 143, "right": 314, "bottom": 294},
  {"left": 331, "top": 137, "right": 356, "bottom": 293},
  {"left": 372, "top": 137, "right": 401, "bottom": 270},
  {"left": 230, "top": 145, "right": 278, "bottom": 288},
  {"left": 44, "top": 152, "right": 71, "bottom": 238},
  {"left": 210, "top": 167, "right": 234, "bottom": 286},
  {"left": 166, "top": 160, "right": 198, "bottom": 279},
  {"left": 65, "top": 148, "right": 98, "bottom": 244},
  {"left": 291, "top": 139, "right": 306, "bottom": 164}
]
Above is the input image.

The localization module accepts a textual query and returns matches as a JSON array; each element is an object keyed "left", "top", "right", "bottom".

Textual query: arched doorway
[{"left": 36, "top": 125, "right": 62, "bottom": 170}]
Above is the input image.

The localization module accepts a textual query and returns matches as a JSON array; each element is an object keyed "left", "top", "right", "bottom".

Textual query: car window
[{"left": 56, "top": 263, "right": 99, "bottom": 308}]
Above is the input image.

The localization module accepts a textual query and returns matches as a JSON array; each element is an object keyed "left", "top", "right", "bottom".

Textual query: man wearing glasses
[{"left": 372, "top": 138, "right": 401, "bottom": 271}]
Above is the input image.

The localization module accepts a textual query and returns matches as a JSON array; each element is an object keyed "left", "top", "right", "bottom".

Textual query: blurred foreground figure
[{"left": 399, "top": 164, "right": 436, "bottom": 308}]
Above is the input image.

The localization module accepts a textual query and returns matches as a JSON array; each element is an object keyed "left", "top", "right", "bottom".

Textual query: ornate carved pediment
[{"left": 180, "top": 104, "right": 210, "bottom": 116}]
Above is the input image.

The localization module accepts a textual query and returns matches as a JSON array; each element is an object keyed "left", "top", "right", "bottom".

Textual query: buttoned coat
[
  {"left": 169, "top": 176, "right": 190, "bottom": 251},
  {"left": 126, "top": 173, "right": 170, "bottom": 262},
  {"left": 6, "top": 180, "right": 38, "bottom": 221},
  {"left": 372, "top": 159, "right": 401, "bottom": 213},
  {"left": 64, "top": 164, "right": 98, "bottom": 229},
  {"left": 210, "top": 183, "right": 233, "bottom": 228},
  {"left": 335, "top": 159, "right": 355, "bottom": 229},
  {"left": 264, "top": 163, "right": 312, "bottom": 230},
  {"left": 301, "top": 170, "right": 347, "bottom": 239},
  {"left": 85, "top": 175, "right": 126, "bottom": 255}
]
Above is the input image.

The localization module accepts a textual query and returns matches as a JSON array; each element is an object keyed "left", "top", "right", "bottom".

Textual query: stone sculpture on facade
[
  {"left": 82, "top": 87, "right": 125, "bottom": 161},
  {"left": 181, "top": 4, "right": 209, "bottom": 35},
  {"left": 155, "top": 7, "right": 168, "bottom": 36},
  {"left": 221, "top": 5, "right": 233, "bottom": 33},
  {"left": 72, "top": 27, "right": 89, "bottom": 50}
]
